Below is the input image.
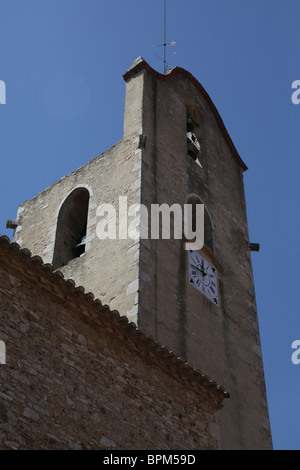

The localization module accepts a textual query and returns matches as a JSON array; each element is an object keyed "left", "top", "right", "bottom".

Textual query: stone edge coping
[
  {"left": 123, "top": 56, "right": 248, "bottom": 173},
  {"left": 0, "top": 235, "right": 230, "bottom": 403}
]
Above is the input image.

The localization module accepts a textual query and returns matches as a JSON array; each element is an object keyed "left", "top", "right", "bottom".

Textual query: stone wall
[
  {"left": 11, "top": 139, "right": 142, "bottom": 324},
  {"left": 123, "top": 59, "right": 272, "bottom": 450},
  {"left": 6, "top": 58, "right": 272, "bottom": 449},
  {"left": 0, "top": 236, "right": 227, "bottom": 450}
]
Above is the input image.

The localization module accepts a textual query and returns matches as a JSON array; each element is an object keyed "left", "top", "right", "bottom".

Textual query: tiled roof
[{"left": 0, "top": 235, "right": 230, "bottom": 402}]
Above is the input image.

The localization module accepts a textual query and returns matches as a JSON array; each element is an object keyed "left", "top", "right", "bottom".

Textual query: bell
[
  {"left": 186, "top": 116, "right": 195, "bottom": 132},
  {"left": 73, "top": 236, "right": 86, "bottom": 257},
  {"left": 187, "top": 138, "right": 199, "bottom": 161}
]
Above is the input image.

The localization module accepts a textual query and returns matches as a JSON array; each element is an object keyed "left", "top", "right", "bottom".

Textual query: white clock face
[{"left": 188, "top": 250, "right": 218, "bottom": 306}]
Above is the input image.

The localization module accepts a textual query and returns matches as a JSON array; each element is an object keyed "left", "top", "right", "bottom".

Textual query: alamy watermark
[
  {"left": 0, "top": 340, "right": 6, "bottom": 364},
  {"left": 95, "top": 197, "right": 204, "bottom": 250},
  {"left": 0, "top": 80, "right": 6, "bottom": 104},
  {"left": 291, "top": 340, "right": 300, "bottom": 365},
  {"left": 291, "top": 80, "right": 300, "bottom": 105}
]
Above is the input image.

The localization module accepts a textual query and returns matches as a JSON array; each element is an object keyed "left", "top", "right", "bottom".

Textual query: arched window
[
  {"left": 185, "top": 103, "right": 206, "bottom": 168},
  {"left": 52, "top": 187, "right": 90, "bottom": 269},
  {"left": 186, "top": 114, "right": 201, "bottom": 162},
  {"left": 186, "top": 195, "right": 214, "bottom": 253}
]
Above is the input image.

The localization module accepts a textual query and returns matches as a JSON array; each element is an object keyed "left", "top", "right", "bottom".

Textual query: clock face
[{"left": 188, "top": 250, "right": 218, "bottom": 306}]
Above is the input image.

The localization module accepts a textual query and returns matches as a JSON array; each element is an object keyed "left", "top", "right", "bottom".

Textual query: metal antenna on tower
[
  {"left": 152, "top": 0, "right": 176, "bottom": 74},
  {"left": 163, "top": 0, "right": 167, "bottom": 74}
]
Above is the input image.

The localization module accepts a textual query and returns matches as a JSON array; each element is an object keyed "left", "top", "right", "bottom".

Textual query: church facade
[{"left": 3, "top": 58, "right": 272, "bottom": 449}]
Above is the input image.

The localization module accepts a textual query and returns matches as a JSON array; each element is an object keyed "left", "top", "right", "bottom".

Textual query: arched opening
[
  {"left": 185, "top": 103, "right": 206, "bottom": 168},
  {"left": 186, "top": 195, "right": 214, "bottom": 253},
  {"left": 186, "top": 113, "right": 200, "bottom": 162},
  {"left": 52, "top": 188, "right": 90, "bottom": 270}
]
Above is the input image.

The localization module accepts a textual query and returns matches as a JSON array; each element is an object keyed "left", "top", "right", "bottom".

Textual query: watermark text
[
  {"left": 0, "top": 340, "right": 6, "bottom": 364},
  {"left": 96, "top": 197, "right": 204, "bottom": 250},
  {"left": 291, "top": 340, "right": 300, "bottom": 365},
  {"left": 0, "top": 80, "right": 6, "bottom": 104},
  {"left": 291, "top": 80, "right": 300, "bottom": 105}
]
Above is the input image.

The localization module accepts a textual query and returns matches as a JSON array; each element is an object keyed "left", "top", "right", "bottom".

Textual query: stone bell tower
[{"left": 9, "top": 57, "right": 272, "bottom": 450}]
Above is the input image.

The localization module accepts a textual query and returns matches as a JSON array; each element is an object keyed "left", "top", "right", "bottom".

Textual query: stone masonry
[
  {"left": 0, "top": 236, "right": 228, "bottom": 450},
  {"left": 7, "top": 58, "right": 272, "bottom": 449}
]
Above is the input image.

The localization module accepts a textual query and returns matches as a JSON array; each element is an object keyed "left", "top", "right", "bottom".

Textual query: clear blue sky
[{"left": 0, "top": 0, "right": 299, "bottom": 450}]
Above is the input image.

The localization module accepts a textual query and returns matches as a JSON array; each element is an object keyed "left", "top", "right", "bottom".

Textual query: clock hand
[{"left": 191, "top": 264, "right": 207, "bottom": 276}]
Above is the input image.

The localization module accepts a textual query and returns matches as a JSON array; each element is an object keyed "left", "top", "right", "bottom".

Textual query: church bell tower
[{"left": 9, "top": 57, "right": 272, "bottom": 450}]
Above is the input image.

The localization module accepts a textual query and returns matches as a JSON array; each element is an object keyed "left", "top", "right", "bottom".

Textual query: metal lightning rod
[
  {"left": 164, "top": 0, "right": 166, "bottom": 74},
  {"left": 152, "top": 0, "right": 176, "bottom": 74}
]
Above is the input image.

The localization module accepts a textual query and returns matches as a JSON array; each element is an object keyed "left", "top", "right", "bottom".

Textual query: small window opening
[
  {"left": 186, "top": 115, "right": 195, "bottom": 133},
  {"left": 186, "top": 114, "right": 202, "bottom": 165},
  {"left": 52, "top": 188, "right": 89, "bottom": 270}
]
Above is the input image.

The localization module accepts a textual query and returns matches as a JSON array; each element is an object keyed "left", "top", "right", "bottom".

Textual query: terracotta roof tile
[{"left": 0, "top": 235, "right": 230, "bottom": 401}]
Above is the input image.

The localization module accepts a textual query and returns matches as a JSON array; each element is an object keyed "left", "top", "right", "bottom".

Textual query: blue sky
[{"left": 0, "top": 0, "right": 299, "bottom": 450}]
